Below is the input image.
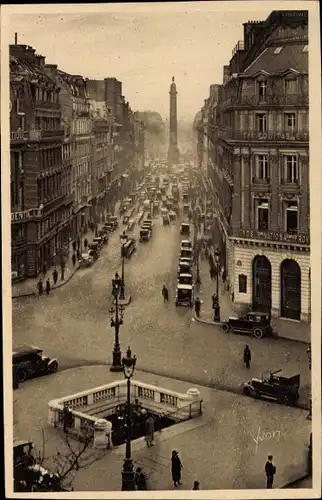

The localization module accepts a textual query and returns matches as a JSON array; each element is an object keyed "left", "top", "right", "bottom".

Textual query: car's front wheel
[
  {"left": 17, "top": 370, "right": 27, "bottom": 383},
  {"left": 49, "top": 361, "right": 58, "bottom": 373},
  {"left": 280, "top": 395, "right": 290, "bottom": 406},
  {"left": 253, "top": 328, "right": 263, "bottom": 339},
  {"left": 243, "top": 386, "right": 251, "bottom": 396},
  {"left": 222, "top": 323, "right": 230, "bottom": 332}
]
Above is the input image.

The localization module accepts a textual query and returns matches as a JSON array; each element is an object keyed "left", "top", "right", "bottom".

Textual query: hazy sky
[{"left": 6, "top": 3, "right": 275, "bottom": 122}]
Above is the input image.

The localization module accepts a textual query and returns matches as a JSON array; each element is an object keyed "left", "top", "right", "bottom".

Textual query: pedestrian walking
[
  {"left": 145, "top": 414, "right": 155, "bottom": 447},
  {"left": 171, "top": 450, "right": 183, "bottom": 487},
  {"left": 46, "top": 278, "right": 51, "bottom": 295},
  {"left": 84, "top": 238, "right": 88, "bottom": 249},
  {"left": 194, "top": 297, "right": 201, "bottom": 317},
  {"left": 162, "top": 285, "right": 169, "bottom": 303},
  {"left": 244, "top": 345, "right": 251, "bottom": 369},
  {"left": 135, "top": 467, "right": 147, "bottom": 490},
  {"left": 72, "top": 240, "right": 77, "bottom": 252},
  {"left": 37, "top": 278, "right": 43, "bottom": 297},
  {"left": 192, "top": 480, "right": 200, "bottom": 490},
  {"left": 265, "top": 455, "right": 276, "bottom": 488},
  {"left": 42, "top": 262, "right": 47, "bottom": 277},
  {"left": 52, "top": 268, "right": 58, "bottom": 285}
]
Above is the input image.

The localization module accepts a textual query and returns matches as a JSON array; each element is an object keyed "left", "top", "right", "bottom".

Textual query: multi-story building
[
  {"left": 132, "top": 113, "right": 145, "bottom": 182},
  {"left": 44, "top": 66, "right": 92, "bottom": 237},
  {"left": 10, "top": 43, "right": 71, "bottom": 280},
  {"left": 201, "top": 10, "right": 310, "bottom": 322}
]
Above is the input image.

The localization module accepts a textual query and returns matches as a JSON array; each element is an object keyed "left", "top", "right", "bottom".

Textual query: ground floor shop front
[{"left": 228, "top": 239, "right": 310, "bottom": 322}]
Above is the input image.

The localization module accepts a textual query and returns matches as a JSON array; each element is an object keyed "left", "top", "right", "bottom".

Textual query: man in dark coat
[
  {"left": 134, "top": 467, "right": 147, "bottom": 490},
  {"left": 72, "top": 253, "right": 76, "bottom": 267},
  {"left": 171, "top": 450, "right": 182, "bottom": 487},
  {"left": 162, "top": 285, "right": 169, "bottom": 303},
  {"left": 42, "top": 262, "right": 47, "bottom": 277},
  {"left": 194, "top": 297, "right": 201, "bottom": 317},
  {"left": 37, "top": 279, "right": 43, "bottom": 296},
  {"left": 243, "top": 345, "right": 251, "bottom": 369},
  {"left": 46, "top": 278, "right": 51, "bottom": 295},
  {"left": 265, "top": 455, "right": 276, "bottom": 488},
  {"left": 84, "top": 238, "right": 88, "bottom": 249},
  {"left": 72, "top": 240, "right": 77, "bottom": 252},
  {"left": 52, "top": 268, "right": 58, "bottom": 285}
]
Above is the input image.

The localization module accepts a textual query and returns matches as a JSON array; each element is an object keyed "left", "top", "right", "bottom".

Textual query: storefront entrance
[
  {"left": 252, "top": 255, "right": 272, "bottom": 312},
  {"left": 280, "top": 259, "right": 301, "bottom": 320}
]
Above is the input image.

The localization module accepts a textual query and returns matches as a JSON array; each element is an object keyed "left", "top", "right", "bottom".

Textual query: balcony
[
  {"left": 14, "top": 129, "right": 65, "bottom": 141},
  {"left": 222, "top": 94, "right": 309, "bottom": 109},
  {"left": 252, "top": 177, "right": 271, "bottom": 188},
  {"left": 230, "top": 228, "right": 310, "bottom": 246}
]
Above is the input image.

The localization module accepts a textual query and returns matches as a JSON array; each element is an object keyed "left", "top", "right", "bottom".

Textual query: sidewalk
[
  {"left": 13, "top": 365, "right": 312, "bottom": 492},
  {"left": 194, "top": 250, "right": 311, "bottom": 345},
  {"left": 12, "top": 200, "right": 124, "bottom": 300}
]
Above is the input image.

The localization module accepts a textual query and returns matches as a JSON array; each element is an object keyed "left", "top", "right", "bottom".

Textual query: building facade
[
  {"left": 200, "top": 10, "right": 310, "bottom": 322},
  {"left": 10, "top": 44, "right": 70, "bottom": 280},
  {"left": 44, "top": 67, "right": 93, "bottom": 238}
]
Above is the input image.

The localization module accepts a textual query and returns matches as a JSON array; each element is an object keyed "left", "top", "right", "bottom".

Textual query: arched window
[
  {"left": 252, "top": 255, "right": 272, "bottom": 311},
  {"left": 280, "top": 259, "right": 301, "bottom": 320}
]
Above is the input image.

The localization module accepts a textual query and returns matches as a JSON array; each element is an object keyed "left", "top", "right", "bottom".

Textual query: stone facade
[{"left": 197, "top": 10, "right": 310, "bottom": 322}]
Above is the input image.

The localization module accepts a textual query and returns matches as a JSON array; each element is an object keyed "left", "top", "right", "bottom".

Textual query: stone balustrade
[{"left": 48, "top": 379, "right": 203, "bottom": 441}]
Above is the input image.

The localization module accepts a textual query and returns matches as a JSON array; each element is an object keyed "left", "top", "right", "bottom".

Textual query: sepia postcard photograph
[{"left": 1, "top": 1, "right": 321, "bottom": 498}]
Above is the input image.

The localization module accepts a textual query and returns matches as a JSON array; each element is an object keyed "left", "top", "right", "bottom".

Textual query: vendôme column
[{"left": 167, "top": 76, "right": 180, "bottom": 169}]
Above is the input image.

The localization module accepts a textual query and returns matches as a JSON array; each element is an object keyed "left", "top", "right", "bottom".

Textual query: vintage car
[
  {"left": 122, "top": 238, "right": 136, "bottom": 258},
  {"left": 109, "top": 216, "right": 119, "bottom": 229},
  {"left": 102, "top": 222, "right": 114, "bottom": 233},
  {"left": 183, "top": 204, "right": 190, "bottom": 215},
  {"left": 180, "top": 247, "right": 193, "bottom": 260},
  {"left": 123, "top": 214, "right": 130, "bottom": 225},
  {"left": 88, "top": 242, "right": 100, "bottom": 260},
  {"left": 92, "top": 236, "right": 103, "bottom": 249},
  {"left": 178, "top": 273, "right": 193, "bottom": 286},
  {"left": 78, "top": 253, "right": 94, "bottom": 268},
  {"left": 181, "top": 239, "right": 192, "bottom": 250},
  {"left": 97, "top": 230, "right": 108, "bottom": 244},
  {"left": 13, "top": 346, "right": 58, "bottom": 384},
  {"left": 178, "top": 260, "right": 192, "bottom": 276},
  {"left": 162, "top": 214, "right": 170, "bottom": 225},
  {"left": 140, "top": 228, "right": 151, "bottom": 242},
  {"left": 242, "top": 370, "right": 300, "bottom": 406},
  {"left": 169, "top": 211, "right": 176, "bottom": 221},
  {"left": 182, "top": 193, "right": 189, "bottom": 204},
  {"left": 175, "top": 284, "right": 193, "bottom": 307},
  {"left": 180, "top": 222, "right": 190, "bottom": 235},
  {"left": 221, "top": 311, "right": 273, "bottom": 339}
]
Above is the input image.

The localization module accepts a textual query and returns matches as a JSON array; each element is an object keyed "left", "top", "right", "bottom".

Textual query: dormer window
[
  {"left": 258, "top": 80, "right": 267, "bottom": 100},
  {"left": 285, "top": 77, "right": 297, "bottom": 95}
]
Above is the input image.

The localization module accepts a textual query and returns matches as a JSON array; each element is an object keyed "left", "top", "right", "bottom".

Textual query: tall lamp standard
[
  {"left": 120, "top": 231, "right": 128, "bottom": 300},
  {"left": 121, "top": 346, "right": 137, "bottom": 491},
  {"left": 109, "top": 275, "right": 124, "bottom": 372},
  {"left": 213, "top": 248, "right": 221, "bottom": 322}
]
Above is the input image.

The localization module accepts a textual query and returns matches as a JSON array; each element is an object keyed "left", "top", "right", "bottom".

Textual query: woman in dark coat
[{"left": 171, "top": 450, "right": 182, "bottom": 487}]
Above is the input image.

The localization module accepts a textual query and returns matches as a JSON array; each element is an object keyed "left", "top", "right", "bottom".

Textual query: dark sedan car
[
  {"left": 221, "top": 311, "right": 273, "bottom": 339},
  {"left": 13, "top": 346, "right": 58, "bottom": 384}
]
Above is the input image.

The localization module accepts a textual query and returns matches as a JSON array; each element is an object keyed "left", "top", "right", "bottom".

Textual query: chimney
[
  {"left": 223, "top": 65, "right": 230, "bottom": 84},
  {"left": 14, "top": 32, "right": 18, "bottom": 44}
]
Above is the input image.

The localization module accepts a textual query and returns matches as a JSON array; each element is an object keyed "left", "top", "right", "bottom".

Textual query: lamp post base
[
  {"left": 213, "top": 305, "right": 221, "bottom": 322},
  {"left": 110, "top": 348, "right": 123, "bottom": 372},
  {"left": 122, "top": 458, "right": 135, "bottom": 491}
]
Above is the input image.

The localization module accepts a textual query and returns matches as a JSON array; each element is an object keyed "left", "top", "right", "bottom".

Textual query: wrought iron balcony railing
[{"left": 221, "top": 94, "right": 309, "bottom": 108}]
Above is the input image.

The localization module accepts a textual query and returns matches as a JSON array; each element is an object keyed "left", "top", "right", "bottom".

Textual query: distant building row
[
  {"left": 197, "top": 10, "right": 310, "bottom": 321},
  {"left": 10, "top": 42, "right": 145, "bottom": 280}
]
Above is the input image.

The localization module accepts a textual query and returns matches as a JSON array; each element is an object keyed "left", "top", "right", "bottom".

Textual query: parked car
[
  {"left": 180, "top": 247, "right": 193, "bottom": 260},
  {"left": 221, "top": 311, "right": 273, "bottom": 339},
  {"left": 242, "top": 369, "right": 300, "bottom": 406},
  {"left": 180, "top": 223, "right": 190, "bottom": 235},
  {"left": 178, "top": 273, "right": 193, "bottom": 286},
  {"left": 140, "top": 228, "right": 151, "bottom": 242},
  {"left": 181, "top": 239, "right": 192, "bottom": 250},
  {"left": 92, "top": 236, "right": 103, "bottom": 249},
  {"left": 13, "top": 346, "right": 58, "bottom": 384},
  {"left": 122, "top": 238, "right": 136, "bottom": 258},
  {"left": 175, "top": 284, "right": 193, "bottom": 307},
  {"left": 178, "top": 260, "right": 192, "bottom": 276},
  {"left": 79, "top": 253, "right": 94, "bottom": 268},
  {"left": 109, "top": 216, "right": 119, "bottom": 229}
]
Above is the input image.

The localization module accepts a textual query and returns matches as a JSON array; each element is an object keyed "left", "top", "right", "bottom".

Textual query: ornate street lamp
[
  {"left": 109, "top": 274, "right": 124, "bottom": 372},
  {"left": 121, "top": 346, "right": 137, "bottom": 491},
  {"left": 213, "top": 248, "right": 221, "bottom": 322},
  {"left": 120, "top": 231, "right": 128, "bottom": 300}
]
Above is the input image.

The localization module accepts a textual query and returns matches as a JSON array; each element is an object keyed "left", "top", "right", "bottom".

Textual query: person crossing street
[{"left": 162, "top": 285, "right": 169, "bottom": 303}]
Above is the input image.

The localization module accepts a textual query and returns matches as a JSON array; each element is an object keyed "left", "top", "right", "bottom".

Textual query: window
[
  {"left": 238, "top": 274, "right": 247, "bottom": 293},
  {"left": 256, "top": 199, "right": 269, "bottom": 231},
  {"left": 256, "top": 113, "right": 267, "bottom": 133},
  {"left": 285, "top": 201, "right": 298, "bottom": 234},
  {"left": 285, "top": 113, "right": 296, "bottom": 132},
  {"left": 255, "top": 155, "right": 269, "bottom": 180},
  {"left": 285, "top": 78, "right": 297, "bottom": 95},
  {"left": 258, "top": 81, "right": 267, "bottom": 100},
  {"left": 273, "top": 46, "right": 283, "bottom": 55},
  {"left": 284, "top": 155, "right": 298, "bottom": 183}
]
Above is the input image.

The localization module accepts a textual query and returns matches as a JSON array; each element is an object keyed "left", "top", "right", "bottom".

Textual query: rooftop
[{"left": 242, "top": 43, "right": 308, "bottom": 76}]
